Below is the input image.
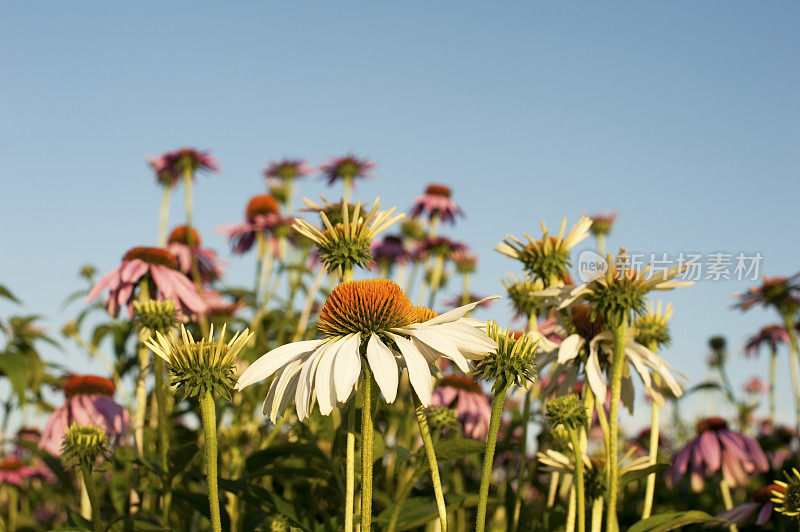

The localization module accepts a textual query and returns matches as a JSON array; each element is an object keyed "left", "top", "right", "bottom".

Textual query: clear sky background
[{"left": 2, "top": 2, "right": 799, "bottom": 428}]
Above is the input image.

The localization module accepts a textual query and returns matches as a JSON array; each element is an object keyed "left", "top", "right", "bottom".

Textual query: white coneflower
[{"left": 236, "top": 278, "right": 498, "bottom": 421}]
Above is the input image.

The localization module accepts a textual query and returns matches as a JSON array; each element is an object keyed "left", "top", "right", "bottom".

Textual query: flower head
[
  {"left": 40, "top": 375, "right": 128, "bottom": 456},
  {"left": 666, "top": 416, "right": 769, "bottom": 492},
  {"left": 414, "top": 237, "right": 467, "bottom": 261},
  {"left": 216, "top": 195, "right": 285, "bottom": 254},
  {"left": 61, "top": 424, "right": 107, "bottom": 466},
  {"left": 502, "top": 274, "right": 549, "bottom": 319},
  {"left": 371, "top": 235, "right": 410, "bottom": 270},
  {"left": 431, "top": 375, "right": 491, "bottom": 439},
  {"left": 633, "top": 300, "right": 673, "bottom": 348},
  {"left": 264, "top": 158, "right": 312, "bottom": 182},
  {"left": 587, "top": 212, "right": 617, "bottom": 238},
  {"left": 400, "top": 218, "right": 427, "bottom": 242},
  {"left": 236, "top": 279, "right": 498, "bottom": 421},
  {"left": 496, "top": 217, "right": 592, "bottom": 285},
  {"left": 167, "top": 226, "right": 225, "bottom": 282},
  {"left": 474, "top": 322, "right": 537, "bottom": 393},
  {"left": 451, "top": 249, "right": 478, "bottom": 275},
  {"left": 148, "top": 148, "right": 218, "bottom": 187},
  {"left": 293, "top": 198, "right": 404, "bottom": 274},
  {"left": 772, "top": 468, "right": 800, "bottom": 518},
  {"left": 86, "top": 247, "right": 206, "bottom": 318},
  {"left": 745, "top": 324, "right": 790, "bottom": 357},
  {"left": 744, "top": 377, "right": 767, "bottom": 395},
  {"left": 0, "top": 456, "right": 39, "bottom": 487},
  {"left": 320, "top": 154, "right": 375, "bottom": 185},
  {"left": 133, "top": 299, "right": 178, "bottom": 333},
  {"left": 145, "top": 324, "right": 253, "bottom": 402},
  {"left": 546, "top": 393, "right": 588, "bottom": 431},
  {"left": 411, "top": 183, "right": 463, "bottom": 224},
  {"left": 734, "top": 274, "right": 800, "bottom": 316}
]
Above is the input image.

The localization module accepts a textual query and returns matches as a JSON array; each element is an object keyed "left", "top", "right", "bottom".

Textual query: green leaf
[
  {"left": 375, "top": 497, "right": 439, "bottom": 531},
  {"left": 628, "top": 511, "right": 723, "bottom": 532},
  {"left": 0, "top": 352, "right": 30, "bottom": 401},
  {"left": 168, "top": 441, "right": 199, "bottom": 477},
  {"left": 0, "top": 284, "right": 20, "bottom": 304},
  {"left": 433, "top": 438, "right": 485, "bottom": 461}
]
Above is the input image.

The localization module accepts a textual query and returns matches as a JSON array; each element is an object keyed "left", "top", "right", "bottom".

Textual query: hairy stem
[
  {"left": 604, "top": 319, "right": 628, "bottom": 532},
  {"left": 414, "top": 396, "right": 447, "bottom": 531},
  {"left": 158, "top": 186, "right": 171, "bottom": 247},
  {"left": 476, "top": 385, "right": 509, "bottom": 532},
  {"left": 570, "top": 430, "right": 586, "bottom": 532},
  {"left": 719, "top": 479, "right": 739, "bottom": 532},
  {"left": 81, "top": 462, "right": 102, "bottom": 532},
  {"left": 198, "top": 391, "right": 222, "bottom": 532},
  {"left": 345, "top": 405, "right": 355, "bottom": 532},
  {"left": 361, "top": 364, "right": 376, "bottom": 531}
]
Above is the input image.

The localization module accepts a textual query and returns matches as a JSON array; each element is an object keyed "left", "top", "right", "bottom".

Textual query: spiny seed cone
[
  {"left": 61, "top": 424, "right": 107, "bottom": 466},
  {"left": 134, "top": 299, "right": 178, "bottom": 333},
  {"left": 123, "top": 247, "right": 178, "bottom": 269}
]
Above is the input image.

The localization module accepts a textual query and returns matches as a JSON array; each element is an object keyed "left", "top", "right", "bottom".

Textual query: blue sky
[{"left": 1, "top": 2, "right": 799, "bottom": 427}]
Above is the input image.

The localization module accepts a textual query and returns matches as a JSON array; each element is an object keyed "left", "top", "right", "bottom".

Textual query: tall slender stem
[
  {"left": 719, "top": 480, "right": 739, "bottom": 532},
  {"left": 345, "top": 405, "right": 356, "bottom": 532},
  {"left": 6, "top": 486, "right": 17, "bottom": 532},
  {"left": 427, "top": 255, "right": 445, "bottom": 308},
  {"left": 414, "top": 396, "right": 447, "bottom": 531},
  {"left": 642, "top": 340, "right": 661, "bottom": 519},
  {"left": 158, "top": 186, "right": 172, "bottom": 247},
  {"left": 781, "top": 313, "right": 800, "bottom": 435},
  {"left": 604, "top": 319, "right": 628, "bottom": 532},
  {"left": 590, "top": 496, "right": 604, "bottom": 532},
  {"left": 343, "top": 176, "right": 353, "bottom": 204},
  {"left": 769, "top": 348, "right": 777, "bottom": 424},
  {"left": 134, "top": 283, "right": 152, "bottom": 458},
  {"left": 569, "top": 430, "right": 586, "bottom": 532},
  {"left": 511, "top": 388, "right": 533, "bottom": 530},
  {"left": 361, "top": 364, "right": 376, "bottom": 531},
  {"left": 596, "top": 234, "right": 605, "bottom": 257},
  {"left": 154, "top": 355, "right": 172, "bottom": 521},
  {"left": 81, "top": 462, "right": 102, "bottom": 532},
  {"left": 198, "top": 391, "right": 222, "bottom": 532},
  {"left": 476, "top": 385, "right": 509, "bottom": 532}
]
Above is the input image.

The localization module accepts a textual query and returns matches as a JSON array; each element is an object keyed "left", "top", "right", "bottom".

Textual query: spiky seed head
[
  {"left": 634, "top": 301, "right": 673, "bottom": 348},
  {"left": 474, "top": 322, "right": 537, "bottom": 394},
  {"left": 546, "top": 394, "right": 588, "bottom": 432},
  {"left": 426, "top": 405, "right": 460, "bottom": 433},
  {"left": 134, "top": 299, "right": 178, "bottom": 333},
  {"left": 61, "top": 424, "right": 107, "bottom": 466},
  {"left": 145, "top": 324, "right": 253, "bottom": 402},
  {"left": 773, "top": 468, "right": 800, "bottom": 518},
  {"left": 502, "top": 275, "right": 548, "bottom": 318}
]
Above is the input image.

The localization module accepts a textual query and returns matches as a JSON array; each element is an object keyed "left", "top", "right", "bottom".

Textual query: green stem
[
  {"left": 570, "top": 430, "right": 586, "bottom": 532},
  {"left": 781, "top": 313, "right": 800, "bottom": 436},
  {"left": 591, "top": 496, "right": 604, "bottom": 532},
  {"left": 596, "top": 234, "right": 605, "bottom": 257},
  {"left": 414, "top": 396, "right": 447, "bottom": 531},
  {"left": 461, "top": 273, "right": 470, "bottom": 307},
  {"left": 361, "top": 364, "right": 376, "bottom": 531},
  {"left": 134, "top": 283, "right": 152, "bottom": 459},
  {"left": 81, "top": 462, "right": 102, "bottom": 532},
  {"left": 343, "top": 176, "right": 353, "bottom": 204},
  {"left": 511, "top": 388, "right": 533, "bottom": 530},
  {"left": 6, "top": 486, "right": 17, "bottom": 532},
  {"left": 198, "top": 391, "right": 222, "bottom": 532},
  {"left": 642, "top": 341, "right": 661, "bottom": 519},
  {"left": 769, "top": 348, "right": 777, "bottom": 425},
  {"left": 476, "top": 385, "right": 509, "bottom": 532},
  {"left": 604, "top": 319, "right": 628, "bottom": 532},
  {"left": 345, "top": 405, "right": 356, "bottom": 532},
  {"left": 719, "top": 479, "right": 739, "bottom": 532},
  {"left": 158, "top": 186, "right": 172, "bottom": 247},
  {"left": 183, "top": 168, "right": 194, "bottom": 228},
  {"left": 154, "top": 356, "right": 172, "bottom": 522},
  {"left": 427, "top": 255, "right": 445, "bottom": 308}
]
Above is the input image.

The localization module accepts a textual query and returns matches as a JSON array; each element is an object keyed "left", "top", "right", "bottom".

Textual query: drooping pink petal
[{"left": 699, "top": 431, "right": 721, "bottom": 472}]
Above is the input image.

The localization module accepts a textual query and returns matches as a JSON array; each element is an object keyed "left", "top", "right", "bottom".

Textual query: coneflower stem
[
  {"left": 345, "top": 405, "right": 356, "bottom": 532},
  {"left": 343, "top": 176, "right": 353, "bottom": 204},
  {"left": 134, "top": 283, "right": 152, "bottom": 458},
  {"left": 6, "top": 486, "right": 17, "bottom": 532},
  {"left": 413, "top": 396, "right": 447, "bottom": 532},
  {"left": 154, "top": 355, "right": 172, "bottom": 521},
  {"left": 476, "top": 384, "right": 509, "bottom": 532},
  {"left": 604, "top": 319, "right": 628, "bottom": 532},
  {"left": 642, "top": 339, "right": 661, "bottom": 519},
  {"left": 769, "top": 347, "right": 777, "bottom": 424},
  {"left": 158, "top": 186, "right": 171, "bottom": 247},
  {"left": 590, "top": 496, "right": 604, "bottom": 532},
  {"left": 512, "top": 388, "right": 533, "bottom": 530},
  {"left": 361, "top": 363, "right": 376, "bottom": 531},
  {"left": 427, "top": 254, "right": 445, "bottom": 308},
  {"left": 566, "top": 486, "right": 576, "bottom": 532},
  {"left": 80, "top": 462, "right": 102, "bottom": 532},
  {"left": 569, "top": 429, "right": 586, "bottom": 532},
  {"left": 781, "top": 313, "right": 800, "bottom": 435},
  {"left": 461, "top": 272, "right": 470, "bottom": 307},
  {"left": 719, "top": 479, "right": 739, "bottom": 532},
  {"left": 596, "top": 234, "right": 605, "bottom": 257},
  {"left": 198, "top": 391, "right": 222, "bottom": 532}
]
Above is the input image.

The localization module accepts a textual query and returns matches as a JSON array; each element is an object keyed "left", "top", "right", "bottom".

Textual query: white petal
[
  {"left": 389, "top": 333, "right": 434, "bottom": 406},
  {"left": 430, "top": 322, "right": 497, "bottom": 354},
  {"left": 334, "top": 333, "right": 362, "bottom": 403},
  {"left": 236, "top": 339, "right": 325, "bottom": 390},
  {"left": 407, "top": 327, "right": 470, "bottom": 371},
  {"left": 294, "top": 344, "right": 328, "bottom": 420},
  {"left": 627, "top": 341, "right": 684, "bottom": 398},
  {"left": 557, "top": 334, "right": 583, "bottom": 364},
  {"left": 415, "top": 296, "right": 501, "bottom": 326},
  {"left": 366, "top": 334, "right": 399, "bottom": 403},
  {"left": 315, "top": 335, "right": 351, "bottom": 415},
  {"left": 586, "top": 343, "right": 607, "bottom": 404},
  {"left": 262, "top": 358, "right": 304, "bottom": 422}
]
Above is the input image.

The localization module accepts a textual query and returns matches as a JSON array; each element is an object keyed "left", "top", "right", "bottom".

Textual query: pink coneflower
[
  {"left": 413, "top": 237, "right": 468, "bottom": 261},
  {"left": 371, "top": 235, "right": 410, "bottom": 270},
  {"left": 319, "top": 154, "right": 375, "bottom": 185},
  {"left": 744, "top": 377, "right": 767, "bottom": 395},
  {"left": 431, "top": 375, "right": 491, "bottom": 440},
  {"left": 716, "top": 484, "right": 783, "bottom": 527},
  {"left": 148, "top": 148, "right": 218, "bottom": 187},
  {"left": 745, "top": 324, "right": 790, "bottom": 357},
  {"left": 734, "top": 274, "right": 800, "bottom": 313},
  {"left": 0, "top": 456, "right": 38, "bottom": 487},
  {"left": 450, "top": 249, "right": 478, "bottom": 275},
  {"left": 86, "top": 247, "right": 206, "bottom": 318},
  {"left": 216, "top": 194, "right": 285, "bottom": 255},
  {"left": 587, "top": 212, "right": 617, "bottom": 238},
  {"left": 167, "top": 226, "right": 225, "bottom": 283},
  {"left": 411, "top": 184, "right": 464, "bottom": 224},
  {"left": 666, "top": 417, "right": 769, "bottom": 492},
  {"left": 264, "top": 158, "right": 312, "bottom": 181},
  {"left": 39, "top": 375, "right": 129, "bottom": 456}
]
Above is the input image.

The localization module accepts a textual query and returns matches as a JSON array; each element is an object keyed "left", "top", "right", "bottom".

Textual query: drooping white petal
[
  {"left": 626, "top": 341, "right": 684, "bottom": 398},
  {"left": 428, "top": 321, "right": 498, "bottom": 355},
  {"left": 294, "top": 343, "right": 329, "bottom": 420},
  {"left": 262, "top": 358, "right": 304, "bottom": 422},
  {"left": 626, "top": 347, "right": 664, "bottom": 405},
  {"left": 333, "top": 333, "right": 362, "bottom": 403},
  {"left": 407, "top": 327, "right": 471, "bottom": 372},
  {"left": 236, "top": 339, "right": 326, "bottom": 390},
  {"left": 389, "top": 333, "right": 434, "bottom": 406},
  {"left": 557, "top": 334, "right": 584, "bottom": 364},
  {"left": 315, "top": 335, "right": 351, "bottom": 415},
  {"left": 585, "top": 345, "right": 607, "bottom": 404},
  {"left": 366, "top": 334, "right": 399, "bottom": 403}
]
